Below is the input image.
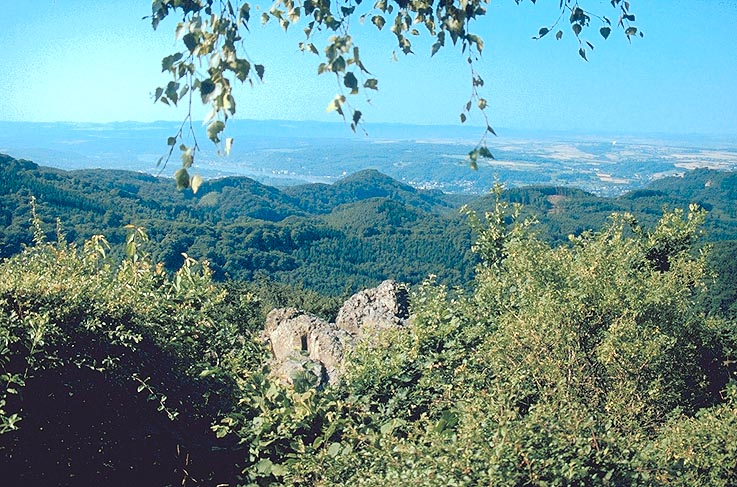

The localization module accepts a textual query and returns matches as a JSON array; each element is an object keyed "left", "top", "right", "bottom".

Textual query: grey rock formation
[
  {"left": 262, "top": 280, "right": 409, "bottom": 387},
  {"left": 335, "top": 279, "right": 410, "bottom": 336}
]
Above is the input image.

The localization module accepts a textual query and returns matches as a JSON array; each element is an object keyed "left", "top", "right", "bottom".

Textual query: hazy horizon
[{"left": 3, "top": 119, "right": 736, "bottom": 197}]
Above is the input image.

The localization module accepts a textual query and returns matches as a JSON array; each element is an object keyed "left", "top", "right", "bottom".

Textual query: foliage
[
  {"left": 0, "top": 156, "right": 477, "bottom": 295},
  {"left": 1, "top": 188, "right": 736, "bottom": 485},
  {"left": 148, "top": 0, "right": 640, "bottom": 177},
  {"left": 285, "top": 202, "right": 736, "bottom": 486},
  {"left": 209, "top": 200, "right": 736, "bottom": 486},
  {"left": 0, "top": 221, "right": 264, "bottom": 485}
]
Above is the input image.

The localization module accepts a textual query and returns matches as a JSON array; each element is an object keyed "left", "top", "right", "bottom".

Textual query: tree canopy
[{"left": 149, "top": 0, "right": 641, "bottom": 187}]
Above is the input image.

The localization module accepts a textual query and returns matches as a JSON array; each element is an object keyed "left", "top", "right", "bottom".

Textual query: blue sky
[{"left": 0, "top": 0, "right": 735, "bottom": 136}]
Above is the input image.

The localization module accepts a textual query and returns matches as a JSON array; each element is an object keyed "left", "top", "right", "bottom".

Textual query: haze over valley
[{"left": 3, "top": 120, "right": 735, "bottom": 197}]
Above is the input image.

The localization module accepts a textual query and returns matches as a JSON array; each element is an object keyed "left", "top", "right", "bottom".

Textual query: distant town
[{"left": 2, "top": 120, "right": 735, "bottom": 196}]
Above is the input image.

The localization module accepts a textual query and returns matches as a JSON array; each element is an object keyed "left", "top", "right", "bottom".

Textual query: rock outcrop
[
  {"left": 335, "top": 279, "right": 410, "bottom": 336},
  {"left": 262, "top": 280, "right": 410, "bottom": 387}
]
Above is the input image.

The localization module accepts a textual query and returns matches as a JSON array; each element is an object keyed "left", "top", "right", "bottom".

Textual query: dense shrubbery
[
  {"left": 0, "top": 215, "right": 265, "bottom": 485},
  {"left": 1, "top": 197, "right": 736, "bottom": 486},
  {"left": 271, "top": 197, "right": 736, "bottom": 487}
]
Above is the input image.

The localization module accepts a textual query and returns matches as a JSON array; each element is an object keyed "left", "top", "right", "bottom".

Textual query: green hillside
[
  {"left": 2, "top": 153, "right": 737, "bottom": 304},
  {"left": 0, "top": 154, "right": 476, "bottom": 295}
]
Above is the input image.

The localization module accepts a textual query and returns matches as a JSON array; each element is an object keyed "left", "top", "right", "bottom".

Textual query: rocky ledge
[{"left": 262, "top": 280, "right": 410, "bottom": 387}]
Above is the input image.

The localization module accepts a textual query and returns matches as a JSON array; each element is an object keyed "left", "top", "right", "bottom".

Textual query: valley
[
  {"left": 2, "top": 151, "right": 736, "bottom": 316},
  {"left": 2, "top": 121, "right": 736, "bottom": 196}
]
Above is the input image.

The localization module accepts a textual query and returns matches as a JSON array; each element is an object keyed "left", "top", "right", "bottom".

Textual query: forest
[
  {"left": 1, "top": 152, "right": 737, "bottom": 485},
  {"left": 2, "top": 152, "right": 737, "bottom": 314}
]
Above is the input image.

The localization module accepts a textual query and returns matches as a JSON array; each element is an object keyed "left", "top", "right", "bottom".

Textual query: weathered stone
[
  {"left": 264, "top": 307, "right": 330, "bottom": 361},
  {"left": 335, "top": 279, "right": 410, "bottom": 336},
  {"left": 263, "top": 280, "right": 410, "bottom": 387}
]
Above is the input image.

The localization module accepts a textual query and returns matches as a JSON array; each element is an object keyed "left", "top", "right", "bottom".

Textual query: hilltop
[{"left": 2, "top": 153, "right": 737, "bottom": 304}]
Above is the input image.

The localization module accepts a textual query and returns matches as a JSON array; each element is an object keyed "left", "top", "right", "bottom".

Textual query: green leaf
[
  {"left": 191, "top": 174, "right": 203, "bottom": 194},
  {"left": 467, "top": 34, "right": 484, "bottom": 52},
  {"left": 537, "top": 27, "right": 549, "bottom": 38},
  {"left": 372, "top": 15, "right": 385, "bottom": 30},
  {"left": 326, "top": 95, "right": 346, "bottom": 112},
  {"left": 181, "top": 147, "right": 194, "bottom": 168},
  {"left": 239, "top": 3, "right": 251, "bottom": 23},
  {"left": 271, "top": 463, "right": 287, "bottom": 477},
  {"left": 468, "top": 148, "right": 479, "bottom": 169},
  {"left": 200, "top": 79, "right": 216, "bottom": 103},
  {"left": 199, "top": 367, "right": 218, "bottom": 377},
  {"left": 234, "top": 58, "right": 250, "bottom": 81},
  {"left": 182, "top": 33, "right": 197, "bottom": 52},
  {"left": 600, "top": 26, "right": 611, "bottom": 39},
  {"left": 625, "top": 27, "right": 638, "bottom": 36},
  {"left": 343, "top": 72, "right": 359, "bottom": 94},
  {"left": 165, "top": 81, "right": 179, "bottom": 102},
  {"left": 256, "top": 458, "right": 273, "bottom": 474},
  {"left": 255, "top": 64, "right": 265, "bottom": 81},
  {"left": 161, "top": 52, "right": 182, "bottom": 72},
  {"left": 174, "top": 168, "right": 190, "bottom": 190},
  {"left": 431, "top": 41, "right": 442, "bottom": 56},
  {"left": 579, "top": 47, "right": 588, "bottom": 61},
  {"left": 207, "top": 120, "right": 225, "bottom": 143},
  {"left": 556, "top": 30, "right": 563, "bottom": 40},
  {"left": 431, "top": 31, "right": 445, "bottom": 56},
  {"left": 214, "top": 426, "right": 229, "bottom": 439},
  {"left": 328, "top": 442, "right": 342, "bottom": 457},
  {"left": 363, "top": 78, "right": 378, "bottom": 90},
  {"left": 332, "top": 56, "right": 346, "bottom": 73}
]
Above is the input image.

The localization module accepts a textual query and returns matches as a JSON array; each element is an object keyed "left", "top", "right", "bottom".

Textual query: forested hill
[
  {"left": 2, "top": 152, "right": 737, "bottom": 301},
  {"left": 0, "top": 153, "right": 476, "bottom": 294}
]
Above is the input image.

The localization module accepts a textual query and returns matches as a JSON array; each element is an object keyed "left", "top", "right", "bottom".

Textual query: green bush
[
  {"left": 279, "top": 201, "right": 737, "bottom": 486},
  {"left": 0, "top": 222, "right": 263, "bottom": 486}
]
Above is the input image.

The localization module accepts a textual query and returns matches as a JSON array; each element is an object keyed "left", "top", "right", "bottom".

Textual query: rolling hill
[{"left": 2, "top": 152, "right": 736, "bottom": 306}]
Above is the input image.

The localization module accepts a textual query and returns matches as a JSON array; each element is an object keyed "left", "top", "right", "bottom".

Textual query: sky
[{"left": 0, "top": 0, "right": 735, "bottom": 137}]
